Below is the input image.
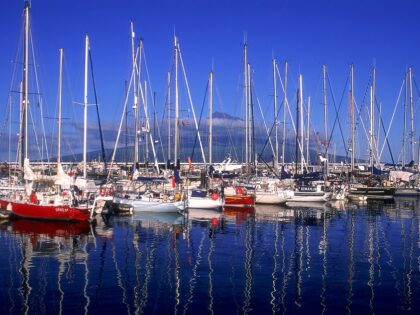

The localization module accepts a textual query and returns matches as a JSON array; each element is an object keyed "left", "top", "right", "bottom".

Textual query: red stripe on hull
[
  {"left": 0, "top": 199, "right": 91, "bottom": 222},
  {"left": 224, "top": 195, "right": 255, "bottom": 206}
]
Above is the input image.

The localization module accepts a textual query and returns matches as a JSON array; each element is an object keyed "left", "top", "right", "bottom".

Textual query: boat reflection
[
  {"left": 255, "top": 205, "right": 294, "bottom": 223},
  {"left": 132, "top": 211, "right": 185, "bottom": 227},
  {"left": 223, "top": 206, "right": 254, "bottom": 224},
  {"left": 5, "top": 219, "right": 91, "bottom": 238},
  {"left": 187, "top": 208, "right": 222, "bottom": 222}
]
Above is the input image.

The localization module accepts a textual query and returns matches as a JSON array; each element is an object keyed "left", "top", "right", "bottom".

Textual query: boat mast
[
  {"left": 21, "top": 0, "right": 30, "bottom": 168},
  {"left": 273, "top": 58, "right": 278, "bottom": 171},
  {"left": 57, "top": 48, "right": 63, "bottom": 163},
  {"left": 282, "top": 61, "right": 288, "bottom": 167},
  {"left": 403, "top": 69, "right": 407, "bottom": 168},
  {"left": 369, "top": 67, "right": 375, "bottom": 173},
  {"left": 248, "top": 63, "right": 254, "bottom": 168},
  {"left": 306, "top": 96, "right": 311, "bottom": 165},
  {"left": 130, "top": 22, "right": 139, "bottom": 165},
  {"left": 174, "top": 35, "right": 179, "bottom": 166},
  {"left": 167, "top": 71, "right": 171, "bottom": 163},
  {"left": 322, "top": 65, "right": 328, "bottom": 171},
  {"left": 243, "top": 42, "right": 249, "bottom": 167},
  {"left": 299, "top": 74, "right": 304, "bottom": 173},
  {"left": 295, "top": 78, "right": 300, "bottom": 175},
  {"left": 83, "top": 34, "right": 89, "bottom": 178},
  {"left": 409, "top": 67, "right": 415, "bottom": 162},
  {"left": 208, "top": 70, "right": 213, "bottom": 165},
  {"left": 144, "top": 80, "right": 149, "bottom": 164},
  {"left": 350, "top": 64, "right": 355, "bottom": 171}
]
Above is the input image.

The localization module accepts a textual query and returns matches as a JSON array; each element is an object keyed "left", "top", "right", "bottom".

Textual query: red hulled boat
[{"left": 223, "top": 186, "right": 255, "bottom": 207}]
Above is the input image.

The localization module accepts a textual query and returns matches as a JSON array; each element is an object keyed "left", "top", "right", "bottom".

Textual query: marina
[
  {"left": 1, "top": 0, "right": 420, "bottom": 313},
  {"left": 1, "top": 201, "right": 420, "bottom": 314}
]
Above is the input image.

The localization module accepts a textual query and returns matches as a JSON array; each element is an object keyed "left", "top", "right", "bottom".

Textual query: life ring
[{"left": 210, "top": 192, "right": 218, "bottom": 200}]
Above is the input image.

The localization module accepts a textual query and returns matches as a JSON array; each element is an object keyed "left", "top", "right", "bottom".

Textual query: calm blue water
[{"left": 1, "top": 198, "right": 420, "bottom": 314}]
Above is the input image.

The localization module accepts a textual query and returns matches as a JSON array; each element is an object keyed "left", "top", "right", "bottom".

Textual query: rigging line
[
  {"left": 214, "top": 78, "right": 240, "bottom": 162},
  {"left": 374, "top": 97, "right": 396, "bottom": 166},
  {"left": 256, "top": 96, "right": 286, "bottom": 178},
  {"left": 89, "top": 50, "right": 107, "bottom": 170},
  {"left": 275, "top": 64, "right": 307, "bottom": 165},
  {"left": 178, "top": 44, "right": 207, "bottom": 163},
  {"left": 256, "top": 96, "right": 275, "bottom": 157},
  {"left": 107, "top": 60, "right": 135, "bottom": 179},
  {"left": 190, "top": 81, "right": 209, "bottom": 163},
  {"left": 411, "top": 77, "right": 420, "bottom": 119},
  {"left": 143, "top": 46, "right": 166, "bottom": 162},
  {"left": 30, "top": 28, "right": 50, "bottom": 166},
  {"left": 326, "top": 71, "right": 349, "bottom": 158},
  {"left": 379, "top": 79, "right": 404, "bottom": 158},
  {"left": 353, "top": 99, "right": 371, "bottom": 162},
  {"left": 354, "top": 73, "right": 372, "bottom": 136}
]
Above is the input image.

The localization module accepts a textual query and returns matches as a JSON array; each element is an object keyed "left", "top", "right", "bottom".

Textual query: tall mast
[
  {"left": 57, "top": 48, "right": 63, "bottom": 163},
  {"left": 83, "top": 34, "right": 89, "bottom": 178},
  {"left": 306, "top": 96, "right": 311, "bottom": 165},
  {"left": 322, "top": 65, "right": 328, "bottom": 168},
  {"left": 409, "top": 67, "right": 415, "bottom": 162},
  {"left": 18, "top": 81, "right": 23, "bottom": 166},
  {"left": 174, "top": 35, "right": 179, "bottom": 165},
  {"left": 299, "top": 74, "right": 304, "bottom": 173},
  {"left": 295, "top": 78, "right": 300, "bottom": 175},
  {"left": 248, "top": 63, "right": 253, "bottom": 167},
  {"left": 243, "top": 43, "right": 249, "bottom": 166},
  {"left": 350, "top": 64, "right": 355, "bottom": 171},
  {"left": 208, "top": 70, "right": 213, "bottom": 165},
  {"left": 369, "top": 67, "right": 375, "bottom": 172},
  {"left": 130, "top": 22, "right": 139, "bottom": 165},
  {"left": 273, "top": 58, "right": 278, "bottom": 171},
  {"left": 282, "top": 61, "right": 288, "bottom": 167},
  {"left": 403, "top": 69, "right": 407, "bottom": 168},
  {"left": 167, "top": 71, "right": 171, "bottom": 163},
  {"left": 144, "top": 80, "right": 149, "bottom": 164},
  {"left": 21, "top": 1, "right": 30, "bottom": 168}
]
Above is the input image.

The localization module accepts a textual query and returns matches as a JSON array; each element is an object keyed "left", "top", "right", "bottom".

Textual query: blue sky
[{"left": 0, "top": 0, "right": 419, "bottom": 162}]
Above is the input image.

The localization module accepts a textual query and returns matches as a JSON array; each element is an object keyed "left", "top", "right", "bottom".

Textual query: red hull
[
  {"left": 224, "top": 195, "right": 255, "bottom": 207},
  {"left": 0, "top": 199, "right": 91, "bottom": 222},
  {"left": 9, "top": 219, "right": 91, "bottom": 237}
]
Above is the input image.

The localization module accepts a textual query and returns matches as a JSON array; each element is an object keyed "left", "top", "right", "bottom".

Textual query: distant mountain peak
[{"left": 212, "top": 111, "right": 242, "bottom": 121}]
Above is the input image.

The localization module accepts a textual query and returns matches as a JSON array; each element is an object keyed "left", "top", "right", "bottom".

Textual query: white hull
[
  {"left": 113, "top": 196, "right": 185, "bottom": 213},
  {"left": 255, "top": 191, "right": 288, "bottom": 205},
  {"left": 187, "top": 197, "right": 222, "bottom": 209},
  {"left": 288, "top": 192, "right": 330, "bottom": 202}
]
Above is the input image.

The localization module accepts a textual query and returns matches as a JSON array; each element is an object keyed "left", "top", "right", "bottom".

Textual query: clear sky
[{"left": 0, "top": 0, "right": 419, "bottom": 163}]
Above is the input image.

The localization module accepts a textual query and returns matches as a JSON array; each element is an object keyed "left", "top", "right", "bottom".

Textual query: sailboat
[{"left": 0, "top": 3, "right": 109, "bottom": 221}]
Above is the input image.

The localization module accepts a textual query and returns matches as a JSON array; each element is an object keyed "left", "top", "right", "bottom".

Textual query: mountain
[{"left": 212, "top": 111, "right": 243, "bottom": 121}]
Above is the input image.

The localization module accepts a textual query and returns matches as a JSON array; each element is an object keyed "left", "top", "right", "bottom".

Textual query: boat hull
[
  {"left": 224, "top": 195, "right": 255, "bottom": 207},
  {"left": 0, "top": 199, "right": 91, "bottom": 222},
  {"left": 188, "top": 197, "right": 222, "bottom": 209},
  {"left": 255, "top": 192, "right": 288, "bottom": 205},
  {"left": 394, "top": 188, "right": 420, "bottom": 196},
  {"left": 348, "top": 187, "right": 395, "bottom": 200},
  {"left": 288, "top": 192, "right": 330, "bottom": 202},
  {"left": 114, "top": 196, "right": 185, "bottom": 213}
]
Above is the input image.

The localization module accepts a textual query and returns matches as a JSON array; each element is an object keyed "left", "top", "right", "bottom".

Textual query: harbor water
[{"left": 1, "top": 199, "right": 420, "bottom": 314}]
